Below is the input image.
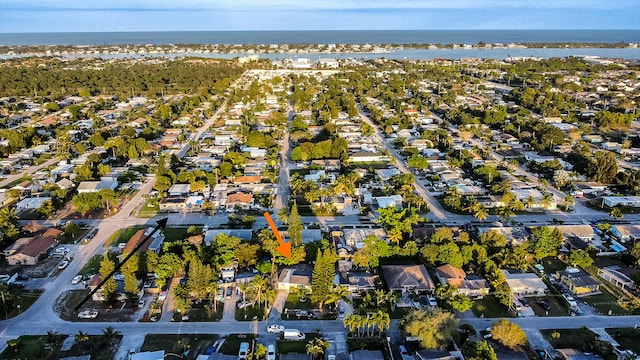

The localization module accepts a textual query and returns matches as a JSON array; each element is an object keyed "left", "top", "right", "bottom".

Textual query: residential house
[
  {"left": 416, "top": 350, "right": 464, "bottom": 360},
  {"left": 7, "top": 228, "right": 63, "bottom": 265},
  {"left": 557, "top": 267, "right": 601, "bottom": 296},
  {"left": 77, "top": 179, "right": 118, "bottom": 193},
  {"left": 381, "top": 265, "right": 435, "bottom": 294},
  {"left": 610, "top": 225, "right": 640, "bottom": 243},
  {"left": 88, "top": 274, "right": 105, "bottom": 301},
  {"left": 434, "top": 264, "right": 489, "bottom": 297},
  {"left": 502, "top": 270, "right": 547, "bottom": 297},
  {"left": 168, "top": 183, "right": 191, "bottom": 197},
  {"left": 122, "top": 227, "right": 165, "bottom": 255},
  {"left": 349, "top": 152, "right": 390, "bottom": 163},
  {"left": 597, "top": 266, "right": 636, "bottom": 292},
  {"left": 311, "top": 159, "right": 341, "bottom": 171},
  {"left": 3, "top": 237, "right": 33, "bottom": 258},
  {"left": 374, "top": 195, "right": 403, "bottom": 209},
  {"left": 15, "top": 197, "right": 51, "bottom": 211},
  {"left": 277, "top": 266, "right": 313, "bottom": 290},
  {"left": 225, "top": 192, "right": 253, "bottom": 211},
  {"left": 159, "top": 197, "right": 188, "bottom": 212},
  {"left": 203, "top": 229, "right": 253, "bottom": 245},
  {"left": 603, "top": 196, "right": 640, "bottom": 208}
]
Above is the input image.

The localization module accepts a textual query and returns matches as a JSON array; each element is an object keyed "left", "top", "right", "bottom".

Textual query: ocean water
[{"left": 0, "top": 30, "right": 640, "bottom": 46}]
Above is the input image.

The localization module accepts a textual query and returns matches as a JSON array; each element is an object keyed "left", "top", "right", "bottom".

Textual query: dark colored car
[
  {"left": 537, "top": 301, "right": 551, "bottom": 311},
  {"left": 519, "top": 298, "right": 529, "bottom": 307}
]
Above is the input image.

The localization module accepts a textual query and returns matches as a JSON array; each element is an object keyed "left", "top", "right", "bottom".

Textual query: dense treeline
[{"left": 0, "top": 58, "right": 244, "bottom": 98}]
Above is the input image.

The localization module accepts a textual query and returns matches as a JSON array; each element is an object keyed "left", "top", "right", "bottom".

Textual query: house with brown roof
[
  {"left": 7, "top": 228, "right": 63, "bottom": 265},
  {"left": 233, "top": 176, "right": 262, "bottom": 185},
  {"left": 277, "top": 266, "right": 313, "bottom": 290},
  {"left": 121, "top": 227, "right": 166, "bottom": 256},
  {"left": 435, "top": 264, "right": 489, "bottom": 298},
  {"left": 381, "top": 264, "right": 435, "bottom": 294},
  {"left": 225, "top": 192, "right": 253, "bottom": 211}
]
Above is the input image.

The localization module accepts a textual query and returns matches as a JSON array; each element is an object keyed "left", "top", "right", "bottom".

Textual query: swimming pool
[{"left": 611, "top": 244, "right": 625, "bottom": 252}]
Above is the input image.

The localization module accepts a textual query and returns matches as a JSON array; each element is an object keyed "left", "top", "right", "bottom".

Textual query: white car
[
  {"left": 78, "top": 310, "right": 98, "bottom": 319},
  {"left": 267, "top": 324, "right": 285, "bottom": 333},
  {"left": 71, "top": 275, "right": 83, "bottom": 285},
  {"left": 58, "top": 260, "right": 69, "bottom": 270},
  {"left": 267, "top": 345, "right": 276, "bottom": 360}
]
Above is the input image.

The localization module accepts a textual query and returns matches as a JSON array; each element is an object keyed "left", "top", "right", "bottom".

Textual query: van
[
  {"left": 283, "top": 329, "right": 305, "bottom": 340},
  {"left": 239, "top": 342, "right": 250, "bottom": 360}
]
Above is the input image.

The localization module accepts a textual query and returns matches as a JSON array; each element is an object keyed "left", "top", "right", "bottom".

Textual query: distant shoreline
[{"left": 1, "top": 42, "right": 639, "bottom": 57}]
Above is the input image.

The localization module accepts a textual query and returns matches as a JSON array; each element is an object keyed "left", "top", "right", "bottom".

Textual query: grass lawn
[
  {"left": 539, "top": 257, "right": 567, "bottom": 275},
  {"left": 164, "top": 227, "right": 190, "bottom": 242},
  {"left": 541, "top": 328, "right": 598, "bottom": 350},
  {"left": 529, "top": 294, "right": 570, "bottom": 317},
  {"left": 284, "top": 292, "right": 316, "bottom": 311},
  {"left": 236, "top": 303, "right": 267, "bottom": 321},
  {"left": 172, "top": 300, "right": 223, "bottom": 322},
  {"left": 104, "top": 226, "right": 144, "bottom": 247},
  {"left": 471, "top": 295, "right": 511, "bottom": 318},
  {"left": 3, "top": 176, "right": 31, "bottom": 189},
  {"left": 605, "top": 328, "right": 640, "bottom": 354},
  {"left": 277, "top": 333, "right": 321, "bottom": 354},
  {"left": 58, "top": 227, "right": 91, "bottom": 245},
  {"left": 78, "top": 254, "right": 102, "bottom": 276},
  {"left": 2, "top": 289, "right": 43, "bottom": 319},
  {"left": 219, "top": 334, "right": 257, "bottom": 355},
  {"left": 582, "top": 291, "right": 639, "bottom": 315},
  {"left": 141, "top": 334, "right": 219, "bottom": 360},
  {"left": 0, "top": 334, "right": 67, "bottom": 360},
  {"left": 136, "top": 198, "right": 160, "bottom": 218}
]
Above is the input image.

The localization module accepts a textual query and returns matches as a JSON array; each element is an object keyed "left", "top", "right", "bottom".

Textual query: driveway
[{"left": 268, "top": 290, "right": 289, "bottom": 322}]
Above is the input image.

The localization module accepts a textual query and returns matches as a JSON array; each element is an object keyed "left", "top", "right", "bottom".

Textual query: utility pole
[{"left": 74, "top": 218, "right": 168, "bottom": 311}]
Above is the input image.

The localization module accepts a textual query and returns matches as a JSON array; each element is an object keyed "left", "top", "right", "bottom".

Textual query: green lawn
[
  {"left": 136, "top": 198, "right": 160, "bottom": 218},
  {"left": 605, "top": 328, "right": 640, "bottom": 354},
  {"left": 539, "top": 257, "right": 567, "bottom": 275},
  {"left": 276, "top": 333, "right": 321, "bottom": 354},
  {"left": 284, "top": 292, "right": 316, "bottom": 311},
  {"left": 471, "top": 295, "right": 511, "bottom": 318},
  {"left": 78, "top": 254, "right": 102, "bottom": 276},
  {"left": 582, "top": 291, "right": 639, "bottom": 315},
  {"left": 104, "top": 226, "right": 144, "bottom": 247},
  {"left": 172, "top": 300, "right": 223, "bottom": 322},
  {"left": 541, "top": 328, "right": 598, "bottom": 350},
  {"left": 0, "top": 335, "right": 67, "bottom": 360},
  {"left": 529, "top": 294, "right": 570, "bottom": 317},
  {"left": 236, "top": 303, "right": 267, "bottom": 321},
  {"left": 219, "top": 334, "right": 257, "bottom": 355},
  {"left": 3, "top": 289, "right": 43, "bottom": 319},
  {"left": 164, "top": 227, "right": 190, "bottom": 242},
  {"left": 141, "top": 334, "right": 219, "bottom": 360}
]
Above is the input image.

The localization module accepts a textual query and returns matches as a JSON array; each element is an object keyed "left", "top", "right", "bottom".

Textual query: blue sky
[{"left": 0, "top": 0, "right": 638, "bottom": 33}]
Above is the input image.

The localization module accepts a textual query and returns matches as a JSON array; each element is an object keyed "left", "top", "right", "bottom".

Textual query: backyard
[
  {"left": 141, "top": 334, "right": 219, "bottom": 360},
  {"left": 605, "top": 328, "right": 640, "bottom": 354}
]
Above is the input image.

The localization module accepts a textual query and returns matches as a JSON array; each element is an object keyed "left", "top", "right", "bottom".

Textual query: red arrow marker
[{"left": 264, "top": 212, "right": 291, "bottom": 259}]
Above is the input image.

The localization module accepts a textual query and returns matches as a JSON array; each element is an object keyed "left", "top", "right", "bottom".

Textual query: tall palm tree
[
  {"left": 376, "top": 310, "right": 390, "bottom": 336},
  {"left": 373, "top": 289, "right": 387, "bottom": 307},
  {"left": 472, "top": 203, "right": 488, "bottom": 221},
  {"left": 610, "top": 206, "right": 624, "bottom": 220},
  {"left": 306, "top": 338, "right": 329, "bottom": 360},
  {"left": 324, "top": 286, "right": 350, "bottom": 309},
  {"left": 277, "top": 207, "right": 289, "bottom": 225},
  {"left": 540, "top": 193, "right": 553, "bottom": 210},
  {"left": 365, "top": 315, "right": 377, "bottom": 337},
  {"left": 563, "top": 195, "right": 575, "bottom": 210},
  {"left": 497, "top": 206, "right": 514, "bottom": 223},
  {"left": 524, "top": 196, "right": 536, "bottom": 210},
  {"left": 46, "top": 330, "right": 61, "bottom": 348},
  {"left": 102, "top": 326, "right": 121, "bottom": 347},
  {"left": 386, "top": 291, "right": 399, "bottom": 311},
  {"left": 343, "top": 313, "right": 356, "bottom": 334}
]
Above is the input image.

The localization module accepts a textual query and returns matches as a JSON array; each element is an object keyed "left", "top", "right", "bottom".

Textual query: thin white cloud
[{"left": 0, "top": 0, "right": 632, "bottom": 11}]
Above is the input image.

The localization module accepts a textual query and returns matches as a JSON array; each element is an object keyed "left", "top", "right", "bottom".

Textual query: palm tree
[
  {"left": 324, "top": 286, "right": 351, "bottom": 309},
  {"left": 471, "top": 203, "right": 488, "bottom": 221},
  {"left": 343, "top": 313, "right": 356, "bottom": 334},
  {"left": 540, "top": 193, "right": 553, "bottom": 210},
  {"left": 45, "top": 330, "right": 61, "bottom": 349},
  {"left": 524, "top": 196, "right": 536, "bottom": 210},
  {"left": 374, "top": 289, "right": 387, "bottom": 307},
  {"left": 277, "top": 207, "right": 289, "bottom": 225},
  {"left": 386, "top": 291, "right": 399, "bottom": 311},
  {"left": 497, "top": 206, "right": 514, "bottom": 223},
  {"left": 610, "top": 206, "right": 624, "bottom": 220},
  {"left": 365, "top": 315, "right": 377, "bottom": 337},
  {"left": 376, "top": 310, "right": 390, "bottom": 336},
  {"left": 306, "top": 338, "right": 329, "bottom": 360},
  {"left": 75, "top": 330, "right": 90, "bottom": 343},
  {"left": 101, "top": 326, "right": 121, "bottom": 348},
  {"left": 563, "top": 195, "right": 575, "bottom": 210}
]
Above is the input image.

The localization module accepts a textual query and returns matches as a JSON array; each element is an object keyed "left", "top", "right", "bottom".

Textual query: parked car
[
  {"left": 339, "top": 307, "right": 345, "bottom": 318},
  {"left": 57, "top": 260, "right": 69, "bottom": 270},
  {"left": 78, "top": 310, "right": 98, "bottom": 319},
  {"left": 113, "top": 273, "right": 125, "bottom": 281},
  {"left": 267, "top": 345, "right": 276, "bottom": 360},
  {"left": 72, "top": 275, "right": 83, "bottom": 285},
  {"left": 519, "top": 298, "right": 529, "bottom": 307},
  {"left": 537, "top": 300, "right": 552, "bottom": 311},
  {"left": 238, "top": 342, "right": 250, "bottom": 360},
  {"left": 267, "top": 325, "right": 285, "bottom": 333},
  {"left": 225, "top": 287, "right": 233, "bottom": 298}
]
